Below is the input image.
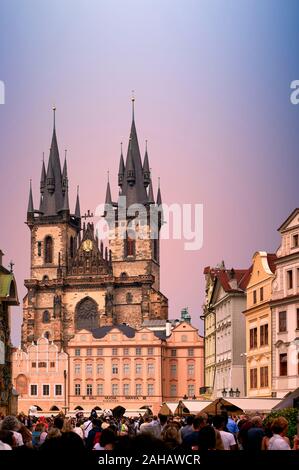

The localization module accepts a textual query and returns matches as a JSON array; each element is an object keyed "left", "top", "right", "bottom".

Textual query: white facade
[
  {"left": 271, "top": 209, "right": 299, "bottom": 395},
  {"left": 211, "top": 271, "right": 247, "bottom": 398}
]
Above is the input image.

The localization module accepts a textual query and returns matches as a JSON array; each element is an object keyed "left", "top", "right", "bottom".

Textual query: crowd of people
[{"left": 0, "top": 410, "right": 298, "bottom": 452}]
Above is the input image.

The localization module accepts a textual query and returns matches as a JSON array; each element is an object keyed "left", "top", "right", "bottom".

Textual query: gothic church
[{"left": 22, "top": 104, "right": 168, "bottom": 349}]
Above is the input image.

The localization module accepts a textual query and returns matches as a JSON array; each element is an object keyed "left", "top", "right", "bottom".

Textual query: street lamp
[
  {"left": 63, "top": 369, "right": 68, "bottom": 416},
  {"left": 222, "top": 388, "right": 227, "bottom": 397}
]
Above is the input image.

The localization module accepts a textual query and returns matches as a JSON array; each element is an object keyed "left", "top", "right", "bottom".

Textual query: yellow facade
[{"left": 244, "top": 251, "right": 276, "bottom": 397}]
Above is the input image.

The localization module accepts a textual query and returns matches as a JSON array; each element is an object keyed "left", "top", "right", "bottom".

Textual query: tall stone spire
[
  {"left": 148, "top": 178, "right": 155, "bottom": 204},
  {"left": 143, "top": 140, "right": 150, "bottom": 188},
  {"left": 75, "top": 185, "right": 81, "bottom": 218},
  {"left": 40, "top": 153, "right": 46, "bottom": 194},
  {"left": 62, "top": 150, "right": 68, "bottom": 195},
  {"left": 156, "top": 177, "right": 162, "bottom": 206},
  {"left": 118, "top": 142, "right": 125, "bottom": 187},
  {"left": 27, "top": 180, "right": 34, "bottom": 215},
  {"left": 121, "top": 96, "right": 148, "bottom": 206},
  {"left": 42, "top": 107, "right": 64, "bottom": 216},
  {"left": 105, "top": 172, "right": 113, "bottom": 205}
]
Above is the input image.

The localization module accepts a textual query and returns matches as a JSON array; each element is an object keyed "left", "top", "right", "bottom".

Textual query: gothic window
[
  {"left": 70, "top": 236, "right": 75, "bottom": 258},
  {"left": 38, "top": 242, "right": 42, "bottom": 256},
  {"left": 42, "top": 310, "right": 50, "bottom": 323},
  {"left": 44, "top": 236, "right": 53, "bottom": 264},
  {"left": 75, "top": 297, "right": 98, "bottom": 332},
  {"left": 126, "top": 292, "right": 133, "bottom": 303},
  {"left": 125, "top": 233, "right": 135, "bottom": 257},
  {"left": 120, "top": 272, "right": 128, "bottom": 278},
  {"left": 42, "top": 275, "right": 49, "bottom": 282},
  {"left": 44, "top": 331, "right": 50, "bottom": 340}
]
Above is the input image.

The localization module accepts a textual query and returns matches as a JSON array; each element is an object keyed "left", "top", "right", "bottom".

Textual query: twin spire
[
  {"left": 28, "top": 108, "right": 81, "bottom": 220},
  {"left": 108, "top": 98, "right": 162, "bottom": 208}
]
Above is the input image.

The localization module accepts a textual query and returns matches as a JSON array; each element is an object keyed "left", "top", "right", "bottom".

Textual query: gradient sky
[{"left": 0, "top": 0, "right": 299, "bottom": 345}]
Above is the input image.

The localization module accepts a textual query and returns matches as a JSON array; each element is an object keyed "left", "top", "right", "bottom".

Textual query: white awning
[{"left": 180, "top": 400, "right": 213, "bottom": 414}]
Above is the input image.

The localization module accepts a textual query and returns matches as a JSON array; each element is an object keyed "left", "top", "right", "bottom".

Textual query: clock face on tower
[{"left": 82, "top": 239, "right": 93, "bottom": 252}]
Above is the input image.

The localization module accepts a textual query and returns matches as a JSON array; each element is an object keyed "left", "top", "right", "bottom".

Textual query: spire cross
[
  {"left": 120, "top": 142, "right": 123, "bottom": 154},
  {"left": 131, "top": 90, "right": 135, "bottom": 120},
  {"left": 82, "top": 209, "right": 94, "bottom": 220},
  {"left": 9, "top": 260, "right": 14, "bottom": 273},
  {"left": 53, "top": 106, "right": 56, "bottom": 129},
  {"left": 64, "top": 149, "right": 67, "bottom": 160}
]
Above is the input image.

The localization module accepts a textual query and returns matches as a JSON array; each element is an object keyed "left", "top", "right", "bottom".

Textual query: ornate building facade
[
  {"left": 244, "top": 251, "right": 276, "bottom": 397},
  {"left": 0, "top": 250, "right": 19, "bottom": 415},
  {"left": 271, "top": 209, "right": 299, "bottom": 396},
  {"left": 13, "top": 320, "right": 203, "bottom": 415},
  {"left": 21, "top": 105, "right": 168, "bottom": 350}
]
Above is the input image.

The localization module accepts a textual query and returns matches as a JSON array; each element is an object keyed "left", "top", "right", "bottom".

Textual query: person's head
[
  {"left": 198, "top": 425, "right": 216, "bottom": 451},
  {"left": 193, "top": 416, "right": 206, "bottom": 431},
  {"left": 92, "top": 418, "right": 101, "bottom": 429},
  {"left": 197, "top": 412, "right": 208, "bottom": 426},
  {"left": 100, "top": 428, "right": 116, "bottom": 450},
  {"left": 144, "top": 416, "right": 151, "bottom": 423},
  {"left": 271, "top": 417, "right": 288, "bottom": 436},
  {"left": 47, "top": 427, "right": 61, "bottom": 440},
  {"left": 161, "top": 425, "right": 180, "bottom": 447},
  {"left": 158, "top": 414, "right": 168, "bottom": 426},
  {"left": 186, "top": 415, "right": 194, "bottom": 426},
  {"left": 213, "top": 415, "right": 226, "bottom": 430},
  {"left": 0, "top": 430, "right": 15, "bottom": 448},
  {"left": 60, "top": 431, "right": 86, "bottom": 453},
  {"left": 62, "top": 419, "right": 73, "bottom": 433},
  {"left": 1, "top": 415, "right": 21, "bottom": 432},
  {"left": 18, "top": 424, "right": 32, "bottom": 445},
  {"left": 35, "top": 423, "right": 46, "bottom": 433},
  {"left": 53, "top": 416, "right": 64, "bottom": 430},
  {"left": 251, "top": 416, "right": 263, "bottom": 428}
]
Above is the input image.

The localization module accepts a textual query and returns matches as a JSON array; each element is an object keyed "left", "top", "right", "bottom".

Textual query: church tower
[
  {"left": 22, "top": 109, "right": 112, "bottom": 348},
  {"left": 104, "top": 98, "right": 168, "bottom": 327}
]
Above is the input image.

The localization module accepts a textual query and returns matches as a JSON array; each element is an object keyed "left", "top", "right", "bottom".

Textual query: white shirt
[
  {"left": 219, "top": 430, "right": 236, "bottom": 450},
  {"left": 73, "top": 427, "right": 84, "bottom": 439},
  {"left": 268, "top": 434, "right": 291, "bottom": 450},
  {"left": 82, "top": 420, "right": 92, "bottom": 438},
  {"left": 0, "top": 440, "right": 12, "bottom": 450}
]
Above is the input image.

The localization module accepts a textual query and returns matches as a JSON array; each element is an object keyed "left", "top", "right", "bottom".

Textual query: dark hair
[
  {"left": 193, "top": 416, "right": 205, "bottom": 430},
  {"left": 198, "top": 425, "right": 216, "bottom": 451},
  {"left": 213, "top": 415, "right": 226, "bottom": 429},
  {"left": 0, "top": 430, "right": 14, "bottom": 447},
  {"left": 186, "top": 415, "right": 194, "bottom": 426},
  {"left": 92, "top": 418, "right": 102, "bottom": 428},
  {"left": 53, "top": 417, "right": 64, "bottom": 430},
  {"left": 100, "top": 428, "right": 116, "bottom": 447}
]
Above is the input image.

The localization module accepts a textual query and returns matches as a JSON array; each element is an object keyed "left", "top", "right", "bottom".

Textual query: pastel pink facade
[
  {"left": 12, "top": 322, "right": 204, "bottom": 415},
  {"left": 12, "top": 336, "right": 68, "bottom": 414}
]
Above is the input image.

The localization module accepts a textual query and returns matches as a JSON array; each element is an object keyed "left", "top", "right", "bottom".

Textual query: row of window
[
  {"left": 74, "top": 383, "right": 155, "bottom": 396},
  {"left": 74, "top": 347, "right": 194, "bottom": 357},
  {"left": 30, "top": 384, "right": 62, "bottom": 396},
  {"left": 31, "top": 362, "right": 56, "bottom": 368},
  {"left": 73, "top": 362, "right": 196, "bottom": 376},
  {"left": 170, "top": 384, "right": 195, "bottom": 397}
]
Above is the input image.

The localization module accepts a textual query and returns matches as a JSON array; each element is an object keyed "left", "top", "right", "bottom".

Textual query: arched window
[
  {"left": 126, "top": 292, "right": 133, "bottom": 304},
  {"left": 75, "top": 297, "right": 98, "bottom": 332},
  {"left": 50, "top": 406, "right": 59, "bottom": 411},
  {"left": 44, "top": 331, "right": 50, "bottom": 340},
  {"left": 125, "top": 233, "right": 135, "bottom": 257},
  {"left": 42, "top": 275, "right": 49, "bottom": 282},
  {"left": 42, "top": 311, "right": 50, "bottom": 323},
  {"left": 120, "top": 272, "right": 128, "bottom": 279},
  {"left": 44, "top": 236, "right": 53, "bottom": 263}
]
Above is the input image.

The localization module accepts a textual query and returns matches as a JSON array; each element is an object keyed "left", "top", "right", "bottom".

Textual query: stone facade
[{"left": 21, "top": 110, "right": 168, "bottom": 352}]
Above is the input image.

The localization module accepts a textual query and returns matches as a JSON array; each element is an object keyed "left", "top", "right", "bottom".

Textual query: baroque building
[
  {"left": 0, "top": 250, "right": 19, "bottom": 415},
  {"left": 210, "top": 264, "right": 251, "bottom": 398},
  {"left": 244, "top": 251, "right": 276, "bottom": 397},
  {"left": 21, "top": 104, "right": 168, "bottom": 350}
]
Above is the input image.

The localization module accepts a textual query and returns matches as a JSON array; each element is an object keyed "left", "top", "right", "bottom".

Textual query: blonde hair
[{"left": 62, "top": 419, "right": 74, "bottom": 433}]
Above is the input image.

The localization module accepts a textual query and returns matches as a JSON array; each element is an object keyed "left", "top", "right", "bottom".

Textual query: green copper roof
[{"left": 0, "top": 273, "right": 19, "bottom": 304}]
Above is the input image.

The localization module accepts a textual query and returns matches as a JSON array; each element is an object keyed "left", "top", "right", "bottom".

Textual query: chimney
[{"left": 166, "top": 320, "right": 171, "bottom": 337}]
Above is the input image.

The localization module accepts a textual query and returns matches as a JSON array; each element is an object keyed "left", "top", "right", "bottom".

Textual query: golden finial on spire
[
  {"left": 52, "top": 106, "right": 56, "bottom": 129},
  {"left": 131, "top": 90, "right": 135, "bottom": 120}
]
